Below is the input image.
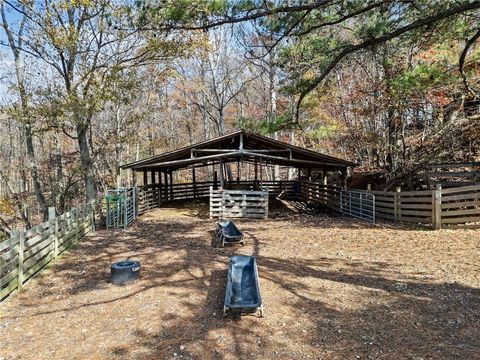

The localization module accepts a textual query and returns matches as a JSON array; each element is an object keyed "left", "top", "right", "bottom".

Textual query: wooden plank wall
[
  {"left": 210, "top": 188, "right": 269, "bottom": 219},
  {"left": 137, "top": 181, "right": 298, "bottom": 214},
  {"left": 300, "top": 182, "right": 341, "bottom": 212},
  {"left": 0, "top": 201, "right": 96, "bottom": 302},
  {"left": 236, "top": 180, "right": 298, "bottom": 197},
  {"left": 440, "top": 185, "right": 480, "bottom": 228},
  {"left": 137, "top": 182, "right": 215, "bottom": 214},
  {"left": 423, "top": 162, "right": 480, "bottom": 188}
]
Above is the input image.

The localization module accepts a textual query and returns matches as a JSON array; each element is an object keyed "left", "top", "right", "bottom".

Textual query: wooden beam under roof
[
  {"left": 122, "top": 129, "right": 357, "bottom": 170},
  {"left": 133, "top": 150, "right": 350, "bottom": 171}
]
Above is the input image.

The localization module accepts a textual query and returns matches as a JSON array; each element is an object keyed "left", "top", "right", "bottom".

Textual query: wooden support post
[
  {"left": 15, "top": 230, "right": 23, "bottom": 290},
  {"left": 132, "top": 171, "right": 138, "bottom": 217},
  {"left": 192, "top": 167, "right": 197, "bottom": 198},
  {"left": 297, "top": 168, "right": 301, "bottom": 181},
  {"left": 433, "top": 184, "right": 442, "bottom": 230},
  {"left": 48, "top": 207, "right": 56, "bottom": 220},
  {"left": 219, "top": 159, "right": 224, "bottom": 189},
  {"left": 323, "top": 169, "right": 328, "bottom": 185},
  {"left": 341, "top": 169, "right": 347, "bottom": 189},
  {"left": 254, "top": 159, "right": 258, "bottom": 189},
  {"left": 157, "top": 170, "right": 162, "bottom": 202},
  {"left": 169, "top": 170, "right": 173, "bottom": 201},
  {"left": 367, "top": 183, "right": 372, "bottom": 191},
  {"left": 159, "top": 171, "right": 163, "bottom": 206},
  {"left": 132, "top": 170, "right": 137, "bottom": 188},
  {"left": 394, "top": 187, "right": 401, "bottom": 222},
  {"left": 123, "top": 188, "right": 128, "bottom": 229},
  {"left": 49, "top": 207, "right": 59, "bottom": 259},
  {"left": 143, "top": 171, "right": 148, "bottom": 186},
  {"left": 237, "top": 159, "right": 241, "bottom": 184},
  {"left": 164, "top": 171, "right": 168, "bottom": 202},
  {"left": 151, "top": 170, "right": 156, "bottom": 186},
  {"left": 260, "top": 160, "right": 263, "bottom": 184}
]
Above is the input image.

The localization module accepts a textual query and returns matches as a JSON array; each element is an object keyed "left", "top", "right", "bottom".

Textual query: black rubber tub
[
  {"left": 111, "top": 260, "right": 140, "bottom": 285},
  {"left": 223, "top": 255, "right": 263, "bottom": 317}
]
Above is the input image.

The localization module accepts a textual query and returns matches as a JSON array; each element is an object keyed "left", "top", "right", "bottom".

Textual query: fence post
[
  {"left": 106, "top": 199, "right": 110, "bottom": 230},
  {"left": 17, "top": 230, "right": 24, "bottom": 290},
  {"left": 433, "top": 184, "right": 442, "bottom": 230},
  {"left": 49, "top": 207, "right": 59, "bottom": 259},
  {"left": 124, "top": 188, "right": 128, "bottom": 230},
  {"left": 394, "top": 187, "right": 401, "bottom": 222}
]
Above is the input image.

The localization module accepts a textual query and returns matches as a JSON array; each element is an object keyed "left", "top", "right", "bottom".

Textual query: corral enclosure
[
  {"left": 1, "top": 130, "right": 479, "bottom": 359},
  {"left": 127, "top": 130, "right": 480, "bottom": 229},
  {"left": 1, "top": 203, "right": 479, "bottom": 359},
  {"left": 2, "top": 130, "right": 480, "bottom": 304}
]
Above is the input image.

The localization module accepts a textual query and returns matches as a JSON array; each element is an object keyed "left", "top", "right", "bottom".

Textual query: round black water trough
[{"left": 111, "top": 260, "right": 140, "bottom": 285}]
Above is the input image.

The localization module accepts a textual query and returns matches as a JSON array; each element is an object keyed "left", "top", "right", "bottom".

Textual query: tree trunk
[
  {"left": 77, "top": 123, "right": 96, "bottom": 201},
  {"left": 24, "top": 123, "right": 48, "bottom": 219},
  {"left": 115, "top": 105, "right": 122, "bottom": 188},
  {"left": 2, "top": 6, "right": 49, "bottom": 219},
  {"left": 53, "top": 130, "right": 64, "bottom": 212}
]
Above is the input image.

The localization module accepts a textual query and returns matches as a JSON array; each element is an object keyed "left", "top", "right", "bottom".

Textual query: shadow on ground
[{"left": 1, "top": 202, "right": 479, "bottom": 359}]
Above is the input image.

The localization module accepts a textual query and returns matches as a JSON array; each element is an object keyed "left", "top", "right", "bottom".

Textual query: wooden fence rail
[
  {"left": 136, "top": 180, "right": 480, "bottom": 229},
  {"left": 0, "top": 201, "right": 96, "bottom": 302},
  {"left": 300, "top": 182, "right": 342, "bottom": 212},
  {"left": 300, "top": 182, "right": 480, "bottom": 229},
  {"left": 136, "top": 180, "right": 300, "bottom": 214},
  {"left": 210, "top": 187, "right": 269, "bottom": 219}
]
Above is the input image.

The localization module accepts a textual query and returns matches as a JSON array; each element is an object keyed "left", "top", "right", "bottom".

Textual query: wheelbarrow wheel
[{"left": 257, "top": 307, "right": 264, "bottom": 318}]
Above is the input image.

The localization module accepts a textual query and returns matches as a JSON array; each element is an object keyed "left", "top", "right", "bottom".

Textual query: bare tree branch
[
  {"left": 295, "top": 0, "right": 480, "bottom": 121},
  {"left": 459, "top": 27, "right": 480, "bottom": 96}
]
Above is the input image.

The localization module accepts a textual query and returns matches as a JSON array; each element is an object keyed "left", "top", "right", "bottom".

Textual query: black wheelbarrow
[
  {"left": 223, "top": 255, "right": 263, "bottom": 317},
  {"left": 216, "top": 220, "right": 245, "bottom": 247}
]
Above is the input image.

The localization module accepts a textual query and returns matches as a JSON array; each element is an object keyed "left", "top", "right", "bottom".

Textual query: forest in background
[{"left": 0, "top": 0, "right": 479, "bottom": 232}]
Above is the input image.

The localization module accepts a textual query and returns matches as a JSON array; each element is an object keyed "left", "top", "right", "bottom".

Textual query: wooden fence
[
  {"left": 137, "top": 180, "right": 479, "bottom": 229},
  {"left": 0, "top": 201, "right": 96, "bottom": 302},
  {"left": 210, "top": 187, "right": 269, "bottom": 219},
  {"left": 440, "top": 185, "right": 480, "bottom": 228},
  {"left": 137, "top": 181, "right": 215, "bottom": 214},
  {"left": 300, "top": 182, "right": 480, "bottom": 229},
  {"left": 300, "top": 182, "right": 342, "bottom": 212},
  {"left": 137, "top": 180, "right": 299, "bottom": 214},
  {"left": 422, "top": 162, "right": 480, "bottom": 188}
]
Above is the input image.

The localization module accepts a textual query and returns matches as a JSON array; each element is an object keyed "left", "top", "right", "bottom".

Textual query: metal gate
[
  {"left": 106, "top": 187, "right": 137, "bottom": 229},
  {"left": 340, "top": 190, "right": 375, "bottom": 223}
]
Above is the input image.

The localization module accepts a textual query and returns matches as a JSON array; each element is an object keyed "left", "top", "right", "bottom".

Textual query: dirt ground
[{"left": 1, "top": 200, "right": 479, "bottom": 360}]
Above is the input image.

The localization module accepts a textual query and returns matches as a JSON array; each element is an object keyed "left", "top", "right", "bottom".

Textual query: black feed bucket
[{"left": 111, "top": 260, "right": 141, "bottom": 285}]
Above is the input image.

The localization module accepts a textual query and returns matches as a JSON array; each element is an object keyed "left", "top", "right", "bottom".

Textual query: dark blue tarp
[{"left": 223, "top": 255, "right": 263, "bottom": 316}]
